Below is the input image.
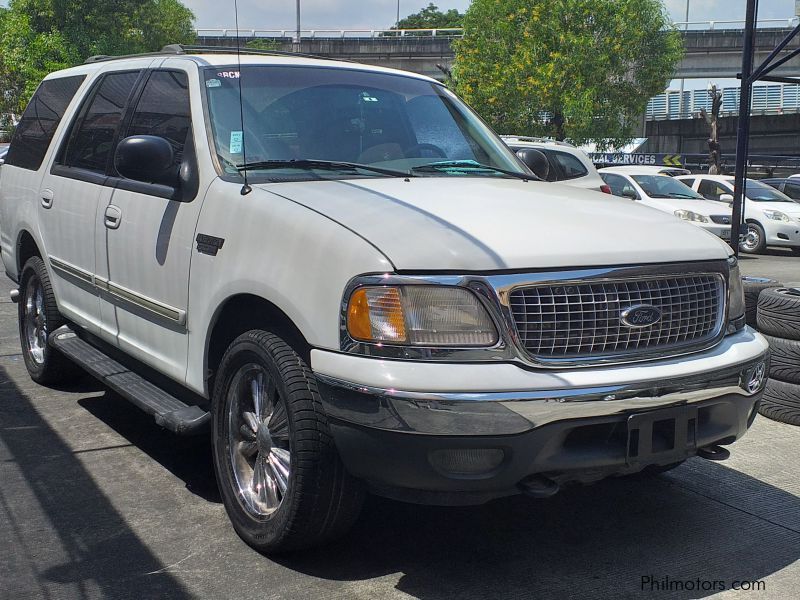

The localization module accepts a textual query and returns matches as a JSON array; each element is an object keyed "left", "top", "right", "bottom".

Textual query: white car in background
[
  {"left": 677, "top": 174, "right": 800, "bottom": 254},
  {"left": 599, "top": 168, "right": 733, "bottom": 240},
  {"left": 501, "top": 136, "right": 610, "bottom": 194}
]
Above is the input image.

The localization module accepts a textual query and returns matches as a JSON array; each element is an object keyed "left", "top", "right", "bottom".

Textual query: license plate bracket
[{"left": 626, "top": 405, "right": 698, "bottom": 467}]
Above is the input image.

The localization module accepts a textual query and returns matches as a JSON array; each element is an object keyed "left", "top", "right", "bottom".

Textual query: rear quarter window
[
  {"left": 546, "top": 150, "right": 588, "bottom": 180},
  {"left": 5, "top": 75, "right": 86, "bottom": 171}
]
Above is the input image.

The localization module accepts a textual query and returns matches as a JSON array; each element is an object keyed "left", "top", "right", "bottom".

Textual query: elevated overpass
[{"left": 195, "top": 19, "right": 800, "bottom": 81}]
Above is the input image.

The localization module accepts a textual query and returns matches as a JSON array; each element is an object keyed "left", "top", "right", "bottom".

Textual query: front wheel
[
  {"left": 212, "top": 330, "right": 364, "bottom": 553},
  {"left": 740, "top": 222, "right": 766, "bottom": 254}
]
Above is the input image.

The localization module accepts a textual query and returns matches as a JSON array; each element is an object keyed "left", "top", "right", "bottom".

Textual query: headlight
[
  {"left": 727, "top": 255, "right": 746, "bottom": 333},
  {"left": 346, "top": 285, "right": 498, "bottom": 346},
  {"left": 674, "top": 209, "right": 710, "bottom": 223},
  {"left": 763, "top": 209, "right": 790, "bottom": 222}
]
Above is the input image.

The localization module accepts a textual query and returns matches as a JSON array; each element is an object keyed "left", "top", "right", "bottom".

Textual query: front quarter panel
[{"left": 186, "top": 180, "right": 393, "bottom": 395}]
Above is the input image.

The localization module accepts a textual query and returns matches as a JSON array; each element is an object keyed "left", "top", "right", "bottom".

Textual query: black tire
[
  {"left": 211, "top": 329, "right": 364, "bottom": 553},
  {"left": 758, "top": 378, "right": 800, "bottom": 426},
  {"left": 740, "top": 221, "right": 767, "bottom": 254},
  {"left": 763, "top": 335, "right": 800, "bottom": 385},
  {"left": 18, "top": 256, "right": 80, "bottom": 385},
  {"left": 757, "top": 287, "right": 800, "bottom": 340},
  {"left": 742, "top": 277, "right": 781, "bottom": 328}
]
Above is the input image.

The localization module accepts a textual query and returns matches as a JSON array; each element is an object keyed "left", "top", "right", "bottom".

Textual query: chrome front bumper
[
  {"left": 317, "top": 356, "right": 767, "bottom": 437},
  {"left": 313, "top": 330, "right": 769, "bottom": 503}
]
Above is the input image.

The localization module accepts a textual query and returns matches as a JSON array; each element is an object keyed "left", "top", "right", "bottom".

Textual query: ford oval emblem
[{"left": 620, "top": 304, "right": 662, "bottom": 328}]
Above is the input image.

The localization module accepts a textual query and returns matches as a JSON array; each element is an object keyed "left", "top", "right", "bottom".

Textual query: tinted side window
[
  {"left": 783, "top": 182, "right": 800, "bottom": 200},
  {"left": 124, "top": 71, "right": 191, "bottom": 171},
  {"left": 698, "top": 179, "right": 730, "bottom": 200},
  {"left": 547, "top": 150, "right": 588, "bottom": 180},
  {"left": 61, "top": 71, "right": 140, "bottom": 173},
  {"left": 601, "top": 173, "right": 629, "bottom": 197},
  {"left": 680, "top": 178, "right": 695, "bottom": 188},
  {"left": 5, "top": 76, "right": 85, "bottom": 171}
]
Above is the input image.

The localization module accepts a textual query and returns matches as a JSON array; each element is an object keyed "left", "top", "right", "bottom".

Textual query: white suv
[
  {"left": 0, "top": 48, "right": 768, "bottom": 552},
  {"left": 501, "top": 135, "right": 610, "bottom": 193},
  {"left": 677, "top": 174, "right": 800, "bottom": 254}
]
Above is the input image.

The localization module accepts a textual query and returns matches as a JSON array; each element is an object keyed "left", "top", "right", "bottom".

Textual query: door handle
[
  {"left": 104, "top": 205, "right": 122, "bottom": 229},
  {"left": 41, "top": 189, "right": 54, "bottom": 209}
]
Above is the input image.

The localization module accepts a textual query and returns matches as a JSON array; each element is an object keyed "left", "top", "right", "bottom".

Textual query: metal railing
[
  {"left": 673, "top": 17, "right": 799, "bottom": 30},
  {"left": 195, "top": 18, "right": 800, "bottom": 39},
  {"left": 194, "top": 28, "right": 464, "bottom": 39}
]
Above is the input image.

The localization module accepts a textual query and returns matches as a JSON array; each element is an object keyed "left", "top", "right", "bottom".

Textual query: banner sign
[{"left": 590, "top": 153, "right": 684, "bottom": 167}]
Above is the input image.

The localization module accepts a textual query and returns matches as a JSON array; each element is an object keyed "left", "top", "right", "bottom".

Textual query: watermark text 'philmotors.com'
[{"left": 641, "top": 575, "right": 766, "bottom": 593}]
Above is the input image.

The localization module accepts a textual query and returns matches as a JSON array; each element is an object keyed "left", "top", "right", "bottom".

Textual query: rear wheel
[
  {"left": 18, "top": 256, "right": 79, "bottom": 384},
  {"left": 212, "top": 329, "right": 364, "bottom": 553},
  {"left": 740, "top": 222, "right": 766, "bottom": 254}
]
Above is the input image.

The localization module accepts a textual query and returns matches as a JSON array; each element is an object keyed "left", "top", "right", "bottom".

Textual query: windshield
[
  {"left": 631, "top": 175, "right": 704, "bottom": 199},
  {"left": 745, "top": 180, "right": 795, "bottom": 202},
  {"left": 203, "top": 66, "right": 523, "bottom": 181}
]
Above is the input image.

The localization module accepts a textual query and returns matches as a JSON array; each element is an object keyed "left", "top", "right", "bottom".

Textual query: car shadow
[
  {"left": 77, "top": 392, "right": 220, "bottom": 503},
  {"left": 273, "top": 458, "right": 799, "bottom": 599},
  {"left": 0, "top": 363, "right": 193, "bottom": 599}
]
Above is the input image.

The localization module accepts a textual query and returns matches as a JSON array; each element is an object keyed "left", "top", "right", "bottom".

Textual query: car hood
[
  {"left": 643, "top": 197, "right": 732, "bottom": 217},
  {"left": 750, "top": 200, "right": 800, "bottom": 217},
  {"left": 258, "top": 178, "right": 731, "bottom": 271}
]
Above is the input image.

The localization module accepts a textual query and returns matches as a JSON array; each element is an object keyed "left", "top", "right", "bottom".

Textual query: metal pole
[
  {"left": 396, "top": 1, "right": 400, "bottom": 28},
  {"left": 732, "top": 0, "right": 759, "bottom": 255},
  {"left": 678, "top": 0, "right": 690, "bottom": 120},
  {"left": 295, "top": 0, "right": 301, "bottom": 44}
]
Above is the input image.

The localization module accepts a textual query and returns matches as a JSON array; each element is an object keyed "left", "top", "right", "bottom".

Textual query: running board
[{"left": 49, "top": 325, "right": 210, "bottom": 435}]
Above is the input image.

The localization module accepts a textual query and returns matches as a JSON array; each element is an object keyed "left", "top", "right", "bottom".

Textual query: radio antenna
[{"left": 234, "top": 0, "right": 251, "bottom": 195}]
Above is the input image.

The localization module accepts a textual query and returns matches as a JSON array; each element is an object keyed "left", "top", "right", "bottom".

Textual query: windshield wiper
[
  {"left": 410, "top": 160, "right": 535, "bottom": 181},
  {"left": 235, "top": 159, "right": 412, "bottom": 178},
  {"left": 670, "top": 193, "right": 703, "bottom": 199}
]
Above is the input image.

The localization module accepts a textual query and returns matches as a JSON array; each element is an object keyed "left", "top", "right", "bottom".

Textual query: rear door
[{"left": 100, "top": 66, "right": 204, "bottom": 381}]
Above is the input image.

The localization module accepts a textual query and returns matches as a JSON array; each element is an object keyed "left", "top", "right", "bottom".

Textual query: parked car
[
  {"left": 677, "top": 175, "right": 800, "bottom": 254},
  {"left": 0, "top": 144, "right": 9, "bottom": 165},
  {"left": 0, "top": 48, "right": 768, "bottom": 553},
  {"left": 760, "top": 178, "right": 800, "bottom": 202},
  {"left": 501, "top": 135, "right": 611, "bottom": 193},
  {"left": 599, "top": 168, "right": 732, "bottom": 240},
  {"left": 598, "top": 164, "right": 691, "bottom": 177}
]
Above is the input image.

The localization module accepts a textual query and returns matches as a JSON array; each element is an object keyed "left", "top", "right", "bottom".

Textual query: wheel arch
[
  {"left": 16, "top": 229, "right": 42, "bottom": 274},
  {"left": 205, "top": 294, "right": 312, "bottom": 393}
]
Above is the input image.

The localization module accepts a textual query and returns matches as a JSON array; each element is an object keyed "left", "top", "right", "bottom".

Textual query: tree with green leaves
[
  {"left": 393, "top": 3, "right": 464, "bottom": 30},
  {"left": 453, "top": 0, "right": 683, "bottom": 148},
  {"left": 0, "top": 0, "right": 196, "bottom": 115}
]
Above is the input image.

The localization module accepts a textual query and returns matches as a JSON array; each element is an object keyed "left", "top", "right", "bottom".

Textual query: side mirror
[
  {"left": 516, "top": 148, "right": 550, "bottom": 180},
  {"left": 621, "top": 188, "right": 638, "bottom": 200},
  {"left": 115, "top": 135, "right": 178, "bottom": 188},
  {"left": 719, "top": 193, "right": 734, "bottom": 203}
]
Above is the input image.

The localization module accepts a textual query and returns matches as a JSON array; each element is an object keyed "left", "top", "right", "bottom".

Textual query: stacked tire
[
  {"left": 757, "top": 288, "right": 800, "bottom": 426},
  {"left": 742, "top": 277, "right": 782, "bottom": 328}
]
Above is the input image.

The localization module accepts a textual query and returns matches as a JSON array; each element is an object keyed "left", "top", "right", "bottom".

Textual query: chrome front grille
[{"left": 509, "top": 274, "right": 724, "bottom": 361}]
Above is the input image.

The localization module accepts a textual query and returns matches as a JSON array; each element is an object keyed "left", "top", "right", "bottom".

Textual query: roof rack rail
[
  {"left": 500, "top": 135, "right": 576, "bottom": 148},
  {"left": 83, "top": 44, "right": 347, "bottom": 64}
]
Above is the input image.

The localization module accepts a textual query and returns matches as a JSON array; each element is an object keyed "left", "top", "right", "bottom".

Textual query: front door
[{"left": 101, "top": 68, "right": 203, "bottom": 381}]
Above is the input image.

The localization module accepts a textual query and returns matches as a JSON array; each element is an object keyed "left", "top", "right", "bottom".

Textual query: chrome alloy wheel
[
  {"left": 227, "top": 364, "right": 291, "bottom": 518},
  {"left": 741, "top": 225, "right": 761, "bottom": 252},
  {"left": 23, "top": 276, "right": 47, "bottom": 364}
]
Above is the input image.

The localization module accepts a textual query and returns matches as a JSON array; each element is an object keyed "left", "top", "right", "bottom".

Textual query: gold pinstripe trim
[{"left": 49, "top": 256, "right": 186, "bottom": 327}]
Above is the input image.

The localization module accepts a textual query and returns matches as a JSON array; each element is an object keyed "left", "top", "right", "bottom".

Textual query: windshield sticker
[
  {"left": 206, "top": 78, "right": 221, "bottom": 88},
  {"left": 230, "top": 131, "right": 244, "bottom": 154}
]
